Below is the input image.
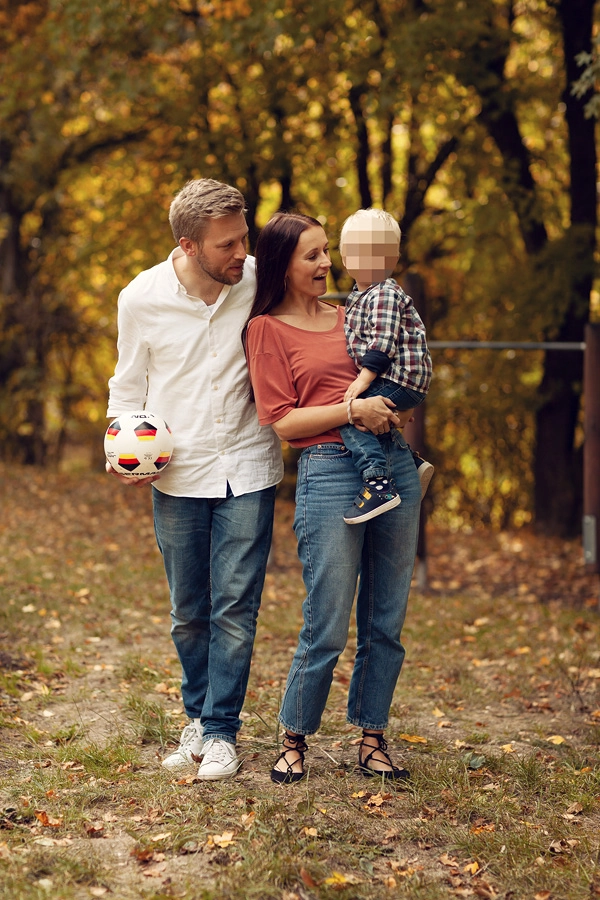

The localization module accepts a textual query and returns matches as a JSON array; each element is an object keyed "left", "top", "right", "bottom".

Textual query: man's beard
[{"left": 196, "top": 252, "right": 244, "bottom": 285}]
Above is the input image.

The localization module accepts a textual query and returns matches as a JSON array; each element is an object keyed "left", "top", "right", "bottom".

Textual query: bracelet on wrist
[{"left": 347, "top": 398, "right": 354, "bottom": 425}]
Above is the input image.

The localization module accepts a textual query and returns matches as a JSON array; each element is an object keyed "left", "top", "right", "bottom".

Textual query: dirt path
[{"left": 0, "top": 467, "right": 599, "bottom": 899}]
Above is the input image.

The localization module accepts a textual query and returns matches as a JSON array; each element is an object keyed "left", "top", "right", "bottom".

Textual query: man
[{"left": 106, "top": 179, "right": 283, "bottom": 780}]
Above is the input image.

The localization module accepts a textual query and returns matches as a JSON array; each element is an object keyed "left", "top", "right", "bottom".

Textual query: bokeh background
[{"left": 1, "top": 0, "right": 598, "bottom": 537}]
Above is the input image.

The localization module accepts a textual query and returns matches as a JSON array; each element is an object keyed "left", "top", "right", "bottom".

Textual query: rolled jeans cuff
[{"left": 202, "top": 732, "right": 236, "bottom": 745}]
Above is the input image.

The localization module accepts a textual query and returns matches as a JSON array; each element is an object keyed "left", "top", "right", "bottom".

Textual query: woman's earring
[{"left": 284, "top": 276, "right": 288, "bottom": 293}]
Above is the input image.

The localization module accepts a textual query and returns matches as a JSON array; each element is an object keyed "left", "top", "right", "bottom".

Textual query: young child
[{"left": 339, "top": 208, "right": 433, "bottom": 524}]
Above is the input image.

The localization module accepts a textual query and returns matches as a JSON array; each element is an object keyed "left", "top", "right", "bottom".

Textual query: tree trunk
[
  {"left": 381, "top": 110, "right": 394, "bottom": 205},
  {"left": 459, "top": 1, "right": 595, "bottom": 535},
  {"left": 0, "top": 195, "right": 47, "bottom": 463},
  {"left": 533, "top": 0, "right": 596, "bottom": 536},
  {"left": 349, "top": 85, "right": 373, "bottom": 209}
]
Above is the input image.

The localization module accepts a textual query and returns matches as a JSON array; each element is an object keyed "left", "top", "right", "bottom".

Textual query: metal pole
[
  {"left": 583, "top": 323, "right": 600, "bottom": 577},
  {"left": 322, "top": 295, "right": 591, "bottom": 584},
  {"left": 401, "top": 273, "right": 429, "bottom": 589}
]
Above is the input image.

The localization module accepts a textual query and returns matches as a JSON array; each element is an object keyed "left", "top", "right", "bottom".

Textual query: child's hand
[
  {"left": 344, "top": 370, "right": 375, "bottom": 402},
  {"left": 344, "top": 378, "right": 364, "bottom": 402}
]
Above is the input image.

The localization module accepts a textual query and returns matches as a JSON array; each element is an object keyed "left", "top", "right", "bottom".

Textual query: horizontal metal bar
[
  {"left": 429, "top": 341, "right": 586, "bottom": 351},
  {"left": 322, "top": 297, "right": 586, "bottom": 351}
]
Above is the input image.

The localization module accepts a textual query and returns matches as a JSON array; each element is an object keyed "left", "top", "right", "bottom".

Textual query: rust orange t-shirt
[{"left": 246, "top": 305, "right": 358, "bottom": 448}]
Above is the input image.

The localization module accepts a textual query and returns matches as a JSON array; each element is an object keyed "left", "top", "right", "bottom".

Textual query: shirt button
[{"left": 213, "top": 385, "right": 219, "bottom": 391}]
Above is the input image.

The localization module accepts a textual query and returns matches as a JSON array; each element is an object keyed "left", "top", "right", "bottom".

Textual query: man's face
[
  {"left": 340, "top": 221, "right": 399, "bottom": 287},
  {"left": 193, "top": 212, "right": 249, "bottom": 285}
]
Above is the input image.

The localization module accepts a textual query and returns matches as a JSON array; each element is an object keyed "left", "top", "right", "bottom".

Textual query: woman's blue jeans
[
  {"left": 152, "top": 485, "right": 276, "bottom": 744},
  {"left": 279, "top": 431, "right": 420, "bottom": 735},
  {"left": 340, "top": 378, "right": 427, "bottom": 481}
]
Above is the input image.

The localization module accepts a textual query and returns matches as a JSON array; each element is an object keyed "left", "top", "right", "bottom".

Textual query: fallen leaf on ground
[
  {"left": 564, "top": 802, "right": 583, "bottom": 815},
  {"left": 366, "top": 792, "right": 392, "bottom": 807},
  {"left": 206, "top": 831, "right": 235, "bottom": 849},
  {"left": 179, "top": 840, "right": 199, "bottom": 853},
  {"left": 549, "top": 839, "right": 578, "bottom": 854},
  {"left": 322, "top": 871, "right": 362, "bottom": 885},
  {"left": 398, "top": 733, "right": 428, "bottom": 743},
  {"left": 34, "top": 810, "right": 62, "bottom": 827},
  {"left": 464, "top": 753, "right": 486, "bottom": 769},
  {"left": 131, "top": 847, "right": 155, "bottom": 863},
  {"left": 300, "top": 867, "right": 318, "bottom": 887},
  {"left": 473, "top": 882, "right": 498, "bottom": 898}
]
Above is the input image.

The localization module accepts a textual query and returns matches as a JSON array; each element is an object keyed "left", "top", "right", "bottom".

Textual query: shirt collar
[{"left": 168, "top": 247, "right": 232, "bottom": 308}]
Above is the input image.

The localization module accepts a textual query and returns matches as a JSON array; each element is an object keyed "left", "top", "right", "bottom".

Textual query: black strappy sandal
[
  {"left": 270, "top": 731, "right": 308, "bottom": 785},
  {"left": 358, "top": 730, "right": 410, "bottom": 781}
]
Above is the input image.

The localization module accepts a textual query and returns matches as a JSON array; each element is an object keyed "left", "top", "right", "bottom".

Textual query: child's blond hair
[{"left": 340, "top": 208, "right": 401, "bottom": 246}]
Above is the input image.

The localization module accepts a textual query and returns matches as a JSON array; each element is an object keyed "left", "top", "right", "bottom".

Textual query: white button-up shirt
[{"left": 107, "top": 249, "right": 283, "bottom": 498}]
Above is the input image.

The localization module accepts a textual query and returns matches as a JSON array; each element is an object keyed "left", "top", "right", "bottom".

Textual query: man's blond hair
[{"left": 169, "top": 179, "right": 247, "bottom": 244}]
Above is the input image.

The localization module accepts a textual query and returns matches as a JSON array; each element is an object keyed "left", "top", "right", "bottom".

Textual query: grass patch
[
  {"left": 0, "top": 465, "right": 599, "bottom": 899},
  {"left": 125, "top": 694, "right": 179, "bottom": 746}
]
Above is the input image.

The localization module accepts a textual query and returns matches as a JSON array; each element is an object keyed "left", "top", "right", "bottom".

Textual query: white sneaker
[
  {"left": 161, "top": 720, "right": 203, "bottom": 770},
  {"left": 197, "top": 738, "right": 240, "bottom": 781},
  {"left": 415, "top": 458, "right": 435, "bottom": 500}
]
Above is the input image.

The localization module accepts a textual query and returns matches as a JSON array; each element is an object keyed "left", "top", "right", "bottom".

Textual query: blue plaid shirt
[{"left": 344, "top": 278, "right": 432, "bottom": 392}]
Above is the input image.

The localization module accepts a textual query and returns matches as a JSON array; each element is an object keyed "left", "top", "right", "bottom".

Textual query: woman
[{"left": 244, "top": 212, "right": 421, "bottom": 784}]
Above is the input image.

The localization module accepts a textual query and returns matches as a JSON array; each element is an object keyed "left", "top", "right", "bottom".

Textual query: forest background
[{"left": 1, "top": 0, "right": 599, "bottom": 537}]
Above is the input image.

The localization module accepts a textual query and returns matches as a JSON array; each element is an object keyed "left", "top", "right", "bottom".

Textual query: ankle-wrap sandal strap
[
  {"left": 282, "top": 731, "right": 308, "bottom": 752},
  {"left": 359, "top": 730, "right": 409, "bottom": 782},
  {"left": 271, "top": 732, "right": 308, "bottom": 785}
]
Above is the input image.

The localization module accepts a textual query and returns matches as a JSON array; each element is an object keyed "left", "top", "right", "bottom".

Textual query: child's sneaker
[
  {"left": 343, "top": 478, "right": 401, "bottom": 524},
  {"left": 413, "top": 454, "right": 434, "bottom": 500}
]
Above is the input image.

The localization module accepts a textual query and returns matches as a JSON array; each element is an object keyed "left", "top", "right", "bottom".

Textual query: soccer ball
[{"left": 104, "top": 411, "right": 174, "bottom": 477}]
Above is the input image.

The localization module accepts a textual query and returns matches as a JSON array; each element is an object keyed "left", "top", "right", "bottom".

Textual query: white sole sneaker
[
  {"left": 198, "top": 738, "right": 240, "bottom": 781},
  {"left": 343, "top": 493, "right": 401, "bottom": 524},
  {"left": 416, "top": 461, "right": 434, "bottom": 500},
  {"left": 161, "top": 721, "right": 203, "bottom": 770}
]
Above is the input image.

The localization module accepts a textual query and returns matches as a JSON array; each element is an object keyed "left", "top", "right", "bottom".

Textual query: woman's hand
[
  {"left": 105, "top": 460, "right": 161, "bottom": 487},
  {"left": 351, "top": 396, "right": 400, "bottom": 434}
]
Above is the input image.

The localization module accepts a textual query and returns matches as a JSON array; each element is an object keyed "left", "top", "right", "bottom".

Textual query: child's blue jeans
[{"left": 340, "top": 377, "right": 427, "bottom": 482}]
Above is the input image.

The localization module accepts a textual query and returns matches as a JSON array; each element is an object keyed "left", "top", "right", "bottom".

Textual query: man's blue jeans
[
  {"left": 340, "top": 378, "right": 427, "bottom": 481},
  {"left": 152, "top": 485, "right": 276, "bottom": 744},
  {"left": 279, "top": 431, "right": 420, "bottom": 735}
]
